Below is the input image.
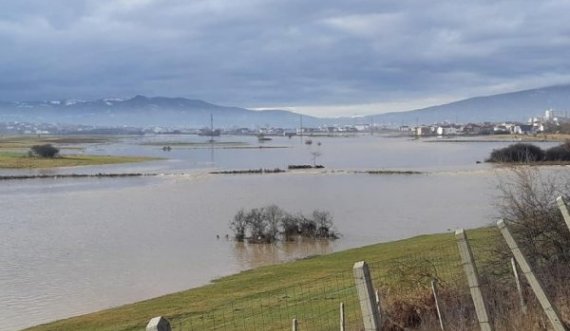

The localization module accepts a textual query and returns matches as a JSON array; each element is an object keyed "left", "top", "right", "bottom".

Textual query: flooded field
[{"left": 0, "top": 134, "right": 564, "bottom": 330}]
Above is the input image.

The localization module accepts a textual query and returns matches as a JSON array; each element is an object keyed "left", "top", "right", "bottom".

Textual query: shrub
[
  {"left": 29, "top": 144, "right": 60, "bottom": 158},
  {"left": 487, "top": 143, "right": 545, "bottom": 163},
  {"left": 544, "top": 141, "right": 570, "bottom": 161}
]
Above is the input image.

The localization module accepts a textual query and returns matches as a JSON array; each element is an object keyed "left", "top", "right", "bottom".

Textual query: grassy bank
[
  {"left": 0, "top": 135, "right": 159, "bottom": 168},
  {"left": 0, "top": 152, "right": 159, "bottom": 168},
  {"left": 0, "top": 135, "right": 114, "bottom": 150},
  {"left": 25, "top": 227, "right": 498, "bottom": 331}
]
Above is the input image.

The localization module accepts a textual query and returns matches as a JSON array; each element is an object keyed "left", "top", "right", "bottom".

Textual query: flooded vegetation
[{"left": 229, "top": 205, "right": 339, "bottom": 243}]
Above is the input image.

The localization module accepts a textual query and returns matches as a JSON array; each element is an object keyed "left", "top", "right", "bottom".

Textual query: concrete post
[
  {"left": 292, "top": 318, "right": 298, "bottom": 331},
  {"left": 353, "top": 261, "right": 382, "bottom": 331},
  {"left": 556, "top": 196, "right": 570, "bottom": 232},
  {"left": 340, "top": 302, "right": 345, "bottom": 331},
  {"left": 497, "top": 220, "right": 567, "bottom": 331},
  {"left": 455, "top": 229, "right": 494, "bottom": 331},
  {"left": 146, "top": 316, "right": 171, "bottom": 331}
]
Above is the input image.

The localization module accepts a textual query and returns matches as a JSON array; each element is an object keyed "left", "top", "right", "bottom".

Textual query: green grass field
[
  {"left": 0, "top": 136, "right": 159, "bottom": 168},
  {"left": 0, "top": 135, "right": 114, "bottom": 150},
  {"left": 0, "top": 152, "right": 158, "bottom": 168},
  {"left": 25, "top": 227, "right": 498, "bottom": 331}
]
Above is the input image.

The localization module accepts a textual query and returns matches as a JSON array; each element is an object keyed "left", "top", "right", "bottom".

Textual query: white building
[{"left": 436, "top": 126, "right": 458, "bottom": 136}]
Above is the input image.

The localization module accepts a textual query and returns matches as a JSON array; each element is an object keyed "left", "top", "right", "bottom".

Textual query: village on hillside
[{"left": 400, "top": 109, "right": 569, "bottom": 137}]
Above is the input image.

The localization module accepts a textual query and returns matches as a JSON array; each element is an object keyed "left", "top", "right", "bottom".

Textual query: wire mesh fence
[
  {"left": 163, "top": 237, "right": 468, "bottom": 331},
  {"left": 153, "top": 226, "right": 570, "bottom": 331},
  {"left": 171, "top": 266, "right": 363, "bottom": 331}
]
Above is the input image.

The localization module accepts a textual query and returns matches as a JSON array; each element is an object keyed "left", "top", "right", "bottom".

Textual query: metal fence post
[
  {"left": 353, "top": 261, "right": 382, "bottom": 331},
  {"left": 455, "top": 229, "right": 494, "bottom": 331},
  {"left": 146, "top": 316, "right": 171, "bottom": 331},
  {"left": 431, "top": 279, "right": 445, "bottom": 331},
  {"left": 557, "top": 196, "right": 570, "bottom": 231},
  {"left": 510, "top": 257, "right": 527, "bottom": 314},
  {"left": 497, "top": 219, "right": 567, "bottom": 331}
]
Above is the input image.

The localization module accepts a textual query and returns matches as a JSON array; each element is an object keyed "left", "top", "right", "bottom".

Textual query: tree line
[{"left": 487, "top": 141, "right": 570, "bottom": 163}]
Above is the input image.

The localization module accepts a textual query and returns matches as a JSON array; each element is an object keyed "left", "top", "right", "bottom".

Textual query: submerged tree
[
  {"left": 312, "top": 210, "right": 336, "bottom": 239},
  {"left": 228, "top": 205, "right": 339, "bottom": 243},
  {"left": 230, "top": 209, "right": 248, "bottom": 241},
  {"left": 246, "top": 208, "right": 269, "bottom": 243},
  {"left": 262, "top": 205, "right": 285, "bottom": 241}
]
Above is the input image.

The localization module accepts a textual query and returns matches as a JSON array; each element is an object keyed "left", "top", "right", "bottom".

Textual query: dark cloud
[{"left": 0, "top": 0, "right": 569, "bottom": 115}]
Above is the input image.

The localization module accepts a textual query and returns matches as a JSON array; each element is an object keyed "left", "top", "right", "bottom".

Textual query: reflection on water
[{"left": 232, "top": 239, "right": 334, "bottom": 269}]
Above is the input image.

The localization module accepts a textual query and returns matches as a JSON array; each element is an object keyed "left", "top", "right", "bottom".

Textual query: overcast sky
[{"left": 1, "top": 0, "right": 570, "bottom": 116}]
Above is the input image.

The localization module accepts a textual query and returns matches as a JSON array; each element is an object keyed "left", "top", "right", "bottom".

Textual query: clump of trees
[
  {"left": 487, "top": 141, "right": 570, "bottom": 163},
  {"left": 544, "top": 141, "right": 570, "bottom": 161},
  {"left": 229, "top": 205, "right": 339, "bottom": 243},
  {"left": 28, "top": 144, "right": 60, "bottom": 158}
]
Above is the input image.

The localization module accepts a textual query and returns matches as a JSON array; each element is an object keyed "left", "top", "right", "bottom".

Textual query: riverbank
[{"left": 25, "top": 227, "right": 497, "bottom": 331}]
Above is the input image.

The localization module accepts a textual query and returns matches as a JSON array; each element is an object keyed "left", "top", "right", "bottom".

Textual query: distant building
[
  {"left": 462, "top": 123, "right": 482, "bottom": 135},
  {"left": 415, "top": 126, "right": 432, "bottom": 136},
  {"left": 493, "top": 125, "right": 509, "bottom": 134},
  {"left": 544, "top": 109, "right": 555, "bottom": 122},
  {"left": 436, "top": 125, "right": 458, "bottom": 136},
  {"left": 512, "top": 124, "right": 534, "bottom": 135},
  {"left": 353, "top": 124, "right": 370, "bottom": 132}
]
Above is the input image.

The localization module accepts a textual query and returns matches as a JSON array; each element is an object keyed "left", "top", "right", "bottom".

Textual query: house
[
  {"left": 436, "top": 126, "right": 458, "bottom": 136},
  {"left": 512, "top": 124, "right": 534, "bottom": 135},
  {"left": 414, "top": 126, "right": 432, "bottom": 136},
  {"left": 462, "top": 123, "right": 482, "bottom": 135},
  {"left": 493, "top": 125, "right": 509, "bottom": 134}
]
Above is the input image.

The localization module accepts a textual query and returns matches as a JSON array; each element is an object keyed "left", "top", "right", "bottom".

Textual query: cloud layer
[{"left": 1, "top": 0, "right": 570, "bottom": 115}]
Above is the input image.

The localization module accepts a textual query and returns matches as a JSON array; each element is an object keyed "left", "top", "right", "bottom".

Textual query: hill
[
  {"left": 364, "top": 84, "right": 570, "bottom": 125},
  {"left": 0, "top": 96, "right": 321, "bottom": 128},
  {"left": 2, "top": 85, "right": 570, "bottom": 128}
]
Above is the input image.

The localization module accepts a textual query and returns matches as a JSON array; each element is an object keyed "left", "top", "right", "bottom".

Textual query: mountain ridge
[{"left": 1, "top": 84, "right": 569, "bottom": 128}]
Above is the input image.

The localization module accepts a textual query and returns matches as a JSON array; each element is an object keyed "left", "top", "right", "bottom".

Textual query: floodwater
[{"left": 0, "top": 135, "right": 565, "bottom": 330}]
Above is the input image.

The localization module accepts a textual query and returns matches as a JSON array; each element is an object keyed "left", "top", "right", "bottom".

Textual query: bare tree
[
  {"left": 229, "top": 209, "right": 247, "bottom": 241},
  {"left": 246, "top": 208, "right": 269, "bottom": 243},
  {"left": 312, "top": 210, "right": 334, "bottom": 238},
  {"left": 495, "top": 167, "right": 570, "bottom": 266},
  {"left": 262, "top": 205, "right": 285, "bottom": 241}
]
